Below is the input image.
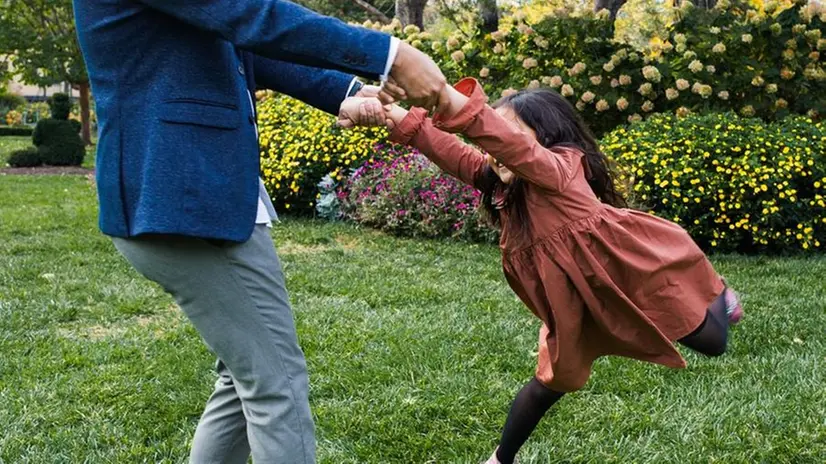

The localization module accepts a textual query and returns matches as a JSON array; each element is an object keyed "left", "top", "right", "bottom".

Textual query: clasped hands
[{"left": 337, "top": 41, "right": 450, "bottom": 130}]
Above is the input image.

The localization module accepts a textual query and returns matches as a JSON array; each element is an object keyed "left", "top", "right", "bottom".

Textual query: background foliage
[{"left": 604, "top": 113, "right": 826, "bottom": 253}]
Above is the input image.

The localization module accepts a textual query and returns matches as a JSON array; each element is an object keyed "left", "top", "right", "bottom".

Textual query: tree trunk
[
  {"left": 353, "top": 0, "right": 391, "bottom": 23},
  {"left": 78, "top": 81, "right": 92, "bottom": 145},
  {"left": 395, "top": 0, "right": 426, "bottom": 28},
  {"left": 479, "top": 0, "right": 499, "bottom": 33},
  {"left": 594, "top": 0, "right": 627, "bottom": 20}
]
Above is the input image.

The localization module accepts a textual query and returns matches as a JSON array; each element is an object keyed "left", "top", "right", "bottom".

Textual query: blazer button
[{"left": 238, "top": 65, "right": 245, "bottom": 76}]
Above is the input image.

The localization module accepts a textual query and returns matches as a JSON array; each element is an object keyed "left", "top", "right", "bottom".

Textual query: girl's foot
[
  {"left": 484, "top": 448, "right": 502, "bottom": 464},
  {"left": 724, "top": 287, "right": 743, "bottom": 325},
  {"left": 484, "top": 448, "right": 517, "bottom": 464}
]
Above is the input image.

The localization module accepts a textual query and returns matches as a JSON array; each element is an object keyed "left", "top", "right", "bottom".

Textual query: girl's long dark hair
[{"left": 479, "top": 88, "right": 627, "bottom": 229}]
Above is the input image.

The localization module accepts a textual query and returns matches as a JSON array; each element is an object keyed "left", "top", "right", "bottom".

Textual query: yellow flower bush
[
  {"left": 256, "top": 95, "right": 389, "bottom": 214},
  {"left": 5, "top": 109, "right": 23, "bottom": 127},
  {"left": 603, "top": 113, "right": 826, "bottom": 253}
]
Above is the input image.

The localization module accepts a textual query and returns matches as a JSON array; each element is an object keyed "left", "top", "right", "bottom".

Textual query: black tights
[
  {"left": 495, "top": 378, "right": 565, "bottom": 463},
  {"left": 494, "top": 292, "right": 729, "bottom": 464},
  {"left": 677, "top": 290, "right": 729, "bottom": 357}
]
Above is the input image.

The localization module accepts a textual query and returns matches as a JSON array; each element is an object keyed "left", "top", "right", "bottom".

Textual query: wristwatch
[{"left": 348, "top": 80, "right": 364, "bottom": 97}]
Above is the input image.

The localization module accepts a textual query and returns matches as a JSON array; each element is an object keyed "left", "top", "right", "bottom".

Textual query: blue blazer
[{"left": 73, "top": 0, "right": 391, "bottom": 241}]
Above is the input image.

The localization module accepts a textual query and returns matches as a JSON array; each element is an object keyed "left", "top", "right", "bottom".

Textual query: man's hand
[
  {"left": 381, "top": 41, "right": 447, "bottom": 111},
  {"left": 356, "top": 84, "right": 382, "bottom": 98},
  {"left": 337, "top": 97, "right": 386, "bottom": 128}
]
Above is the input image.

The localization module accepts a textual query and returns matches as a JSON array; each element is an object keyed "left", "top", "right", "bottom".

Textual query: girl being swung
[{"left": 340, "top": 78, "right": 743, "bottom": 464}]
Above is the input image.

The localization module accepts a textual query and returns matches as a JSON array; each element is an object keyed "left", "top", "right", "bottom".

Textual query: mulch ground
[{"left": 0, "top": 166, "right": 93, "bottom": 176}]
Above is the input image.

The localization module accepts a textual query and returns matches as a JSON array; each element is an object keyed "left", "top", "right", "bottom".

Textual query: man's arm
[
  {"left": 139, "top": 0, "right": 446, "bottom": 106},
  {"left": 253, "top": 55, "right": 356, "bottom": 115},
  {"left": 138, "top": 0, "right": 389, "bottom": 79}
]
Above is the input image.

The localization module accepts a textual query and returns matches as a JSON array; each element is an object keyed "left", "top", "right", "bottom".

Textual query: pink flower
[
  {"left": 523, "top": 57, "right": 539, "bottom": 69},
  {"left": 642, "top": 65, "right": 662, "bottom": 82},
  {"left": 638, "top": 83, "right": 653, "bottom": 96},
  {"left": 502, "top": 88, "right": 518, "bottom": 98},
  {"left": 568, "top": 62, "right": 587, "bottom": 76}
]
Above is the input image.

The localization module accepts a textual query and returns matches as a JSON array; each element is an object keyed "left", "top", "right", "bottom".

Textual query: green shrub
[
  {"left": 0, "top": 92, "right": 26, "bottom": 115},
  {"left": 27, "top": 102, "right": 51, "bottom": 121},
  {"left": 357, "top": 1, "right": 826, "bottom": 135},
  {"left": 48, "top": 93, "right": 72, "bottom": 120},
  {"left": 69, "top": 119, "right": 81, "bottom": 134},
  {"left": 602, "top": 113, "right": 826, "bottom": 253},
  {"left": 32, "top": 118, "right": 85, "bottom": 166},
  {"left": 0, "top": 126, "right": 34, "bottom": 137},
  {"left": 7, "top": 147, "right": 42, "bottom": 168}
]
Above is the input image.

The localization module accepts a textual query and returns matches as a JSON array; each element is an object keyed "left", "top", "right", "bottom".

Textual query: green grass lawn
[
  {"left": 1, "top": 175, "right": 824, "bottom": 463},
  {"left": 0, "top": 135, "right": 96, "bottom": 168}
]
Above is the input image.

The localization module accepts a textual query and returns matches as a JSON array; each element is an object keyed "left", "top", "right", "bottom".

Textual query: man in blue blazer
[{"left": 73, "top": 1, "right": 446, "bottom": 462}]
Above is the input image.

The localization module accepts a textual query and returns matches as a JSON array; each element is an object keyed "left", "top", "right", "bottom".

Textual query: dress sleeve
[
  {"left": 432, "top": 78, "right": 584, "bottom": 193},
  {"left": 388, "top": 107, "right": 488, "bottom": 189}
]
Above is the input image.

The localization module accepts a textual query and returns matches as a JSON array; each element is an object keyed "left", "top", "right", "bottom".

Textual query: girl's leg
[
  {"left": 491, "top": 377, "right": 565, "bottom": 464},
  {"left": 678, "top": 290, "right": 730, "bottom": 356}
]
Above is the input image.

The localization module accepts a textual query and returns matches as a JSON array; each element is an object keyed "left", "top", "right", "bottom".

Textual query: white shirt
[{"left": 253, "top": 37, "right": 400, "bottom": 227}]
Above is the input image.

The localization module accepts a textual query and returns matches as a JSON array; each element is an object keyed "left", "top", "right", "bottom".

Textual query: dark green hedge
[{"left": 0, "top": 126, "right": 34, "bottom": 137}]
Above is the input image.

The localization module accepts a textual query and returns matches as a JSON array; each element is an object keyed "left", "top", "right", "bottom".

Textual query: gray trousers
[{"left": 113, "top": 225, "right": 315, "bottom": 463}]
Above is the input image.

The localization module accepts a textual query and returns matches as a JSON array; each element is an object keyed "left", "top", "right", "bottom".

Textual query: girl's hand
[
  {"left": 337, "top": 97, "right": 386, "bottom": 128},
  {"left": 437, "top": 85, "right": 470, "bottom": 120},
  {"left": 383, "top": 104, "right": 409, "bottom": 131}
]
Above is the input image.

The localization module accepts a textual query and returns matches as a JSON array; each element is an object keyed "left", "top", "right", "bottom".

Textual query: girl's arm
[
  {"left": 385, "top": 104, "right": 488, "bottom": 189},
  {"left": 432, "top": 79, "right": 584, "bottom": 193}
]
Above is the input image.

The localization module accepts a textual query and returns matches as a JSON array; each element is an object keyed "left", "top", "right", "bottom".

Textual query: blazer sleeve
[
  {"left": 389, "top": 107, "right": 488, "bottom": 189},
  {"left": 137, "top": 0, "right": 391, "bottom": 79},
  {"left": 253, "top": 55, "right": 353, "bottom": 115},
  {"left": 432, "top": 78, "right": 585, "bottom": 193}
]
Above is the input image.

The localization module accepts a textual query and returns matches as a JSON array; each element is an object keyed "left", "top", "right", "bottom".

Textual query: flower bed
[
  {"left": 603, "top": 113, "right": 825, "bottom": 253},
  {"left": 340, "top": 145, "right": 498, "bottom": 243}
]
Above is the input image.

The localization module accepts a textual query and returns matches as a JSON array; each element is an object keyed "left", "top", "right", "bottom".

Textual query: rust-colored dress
[{"left": 388, "top": 78, "right": 724, "bottom": 392}]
